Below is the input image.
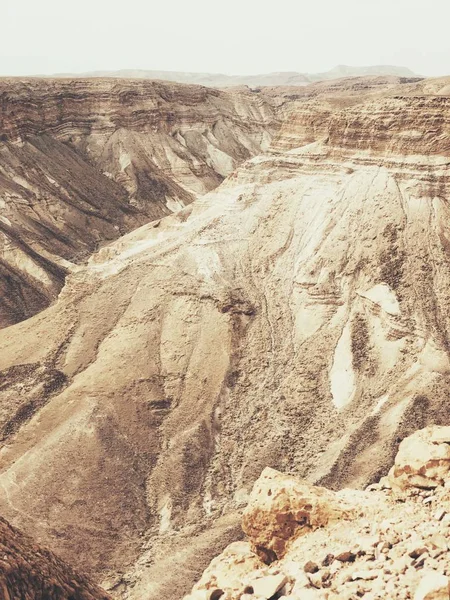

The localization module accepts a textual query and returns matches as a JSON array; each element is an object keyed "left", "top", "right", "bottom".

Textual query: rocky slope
[
  {"left": 185, "top": 426, "right": 450, "bottom": 600},
  {"left": 0, "top": 77, "right": 450, "bottom": 599},
  {"left": 0, "top": 78, "right": 279, "bottom": 327},
  {"left": 0, "top": 514, "right": 110, "bottom": 599}
]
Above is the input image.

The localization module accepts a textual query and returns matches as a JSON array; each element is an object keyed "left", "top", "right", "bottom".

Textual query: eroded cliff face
[
  {"left": 0, "top": 78, "right": 450, "bottom": 599},
  {"left": 0, "top": 79, "right": 280, "bottom": 327},
  {"left": 0, "top": 79, "right": 278, "bottom": 197},
  {"left": 0, "top": 133, "right": 143, "bottom": 327},
  {"left": 274, "top": 95, "right": 450, "bottom": 154}
]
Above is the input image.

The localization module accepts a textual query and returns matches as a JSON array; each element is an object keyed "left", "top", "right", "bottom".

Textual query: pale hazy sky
[{"left": 2, "top": 0, "right": 450, "bottom": 77}]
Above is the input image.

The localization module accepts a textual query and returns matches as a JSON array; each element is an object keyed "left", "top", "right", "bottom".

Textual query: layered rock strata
[
  {"left": 0, "top": 78, "right": 280, "bottom": 327},
  {"left": 0, "top": 79, "right": 278, "bottom": 197}
]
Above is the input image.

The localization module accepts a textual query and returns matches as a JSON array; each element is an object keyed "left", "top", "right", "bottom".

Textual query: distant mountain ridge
[
  {"left": 51, "top": 65, "right": 419, "bottom": 87},
  {"left": 307, "top": 64, "right": 419, "bottom": 81}
]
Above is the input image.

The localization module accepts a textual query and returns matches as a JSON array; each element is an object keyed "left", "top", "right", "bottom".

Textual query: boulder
[
  {"left": 414, "top": 572, "right": 450, "bottom": 600},
  {"left": 389, "top": 427, "right": 450, "bottom": 494},
  {"left": 242, "top": 468, "right": 353, "bottom": 562},
  {"left": 187, "top": 541, "right": 267, "bottom": 599}
]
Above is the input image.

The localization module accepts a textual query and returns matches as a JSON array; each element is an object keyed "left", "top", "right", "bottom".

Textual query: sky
[{"left": 2, "top": 0, "right": 450, "bottom": 77}]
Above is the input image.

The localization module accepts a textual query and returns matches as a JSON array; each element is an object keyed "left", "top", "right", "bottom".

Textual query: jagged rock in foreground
[
  {"left": 388, "top": 427, "right": 450, "bottom": 494},
  {"left": 242, "top": 468, "right": 353, "bottom": 562},
  {"left": 186, "top": 427, "right": 450, "bottom": 600},
  {"left": 0, "top": 515, "right": 110, "bottom": 599},
  {"left": 1, "top": 78, "right": 450, "bottom": 599}
]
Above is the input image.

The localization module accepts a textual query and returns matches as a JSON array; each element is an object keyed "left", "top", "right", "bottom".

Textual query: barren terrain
[{"left": 0, "top": 75, "right": 450, "bottom": 598}]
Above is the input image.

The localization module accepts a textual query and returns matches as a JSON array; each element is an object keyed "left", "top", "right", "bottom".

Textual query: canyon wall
[{"left": 0, "top": 79, "right": 280, "bottom": 327}]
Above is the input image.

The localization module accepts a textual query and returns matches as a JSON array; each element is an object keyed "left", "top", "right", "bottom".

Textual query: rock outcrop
[
  {"left": 415, "top": 573, "right": 450, "bottom": 600},
  {"left": 1, "top": 77, "right": 450, "bottom": 599},
  {"left": 186, "top": 427, "right": 450, "bottom": 600},
  {"left": 0, "top": 515, "right": 110, "bottom": 599},
  {"left": 389, "top": 427, "right": 450, "bottom": 493},
  {"left": 242, "top": 468, "right": 352, "bottom": 562},
  {"left": 273, "top": 94, "right": 450, "bottom": 155}
]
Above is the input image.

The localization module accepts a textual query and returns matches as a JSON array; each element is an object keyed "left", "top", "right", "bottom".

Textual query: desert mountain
[
  {"left": 307, "top": 64, "right": 419, "bottom": 81},
  {"left": 0, "top": 78, "right": 279, "bottom": 327},
  {"left": 0, "top": 76, "right": 449, "bottom": 600},
  {"left": 0, "top": 514, "right": 110, "bottom": 599},
  {"left": 51, "top": 66, "right": 418, "bottom": 87},
  {"left": 53, "top": 71, "right": 311, "bottom": 88}
]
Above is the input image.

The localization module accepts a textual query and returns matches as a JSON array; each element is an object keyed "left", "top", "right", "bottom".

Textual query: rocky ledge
[{"left": 186, "top": 426, "right": 450, "bottom": 600}]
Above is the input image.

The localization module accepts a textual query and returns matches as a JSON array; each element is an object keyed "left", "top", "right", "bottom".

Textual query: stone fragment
[
  {"left": 278, "top": 578, "right": 294, "bottom": 597},
  {"left": 414, "top": 572, "right": 450, "bottom": 599},
  {"left": 308, "top": 572, "right": 323, "bottom": 588},
  {"left": 251, "top": 573, "right": 288, "bottom": 599},
  {"left": 321, "top": 569, "right": 330, "bottom": 582},
  {"left": 322, "top": 553, "right": 334, "bottom": 566},
  {"left": 430, "top": 534, "right": 448, "bottom": 551},
  {"left": 414, "top": 554, "right": 428, "bottom": 568},
  {"left": 304, "top": 561, "right": 320, "bottom": 573},
  {"left": 434, "top": 509, "right": 446, "bottom": 522},
  {"left": 409, "top": 547, "right": 429, "bottom": 559},
  {"left": 242, "top": 468, "right": 353, "bottom": 561},
  {"left": 335, "top": 551, "right": 356, "bottom": 563},
  {"left": 351, "top": 570, "right": 378, "bottom": 581},
  {"left": 385, "top": 532, "right": 400, "bottom": 546}
]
